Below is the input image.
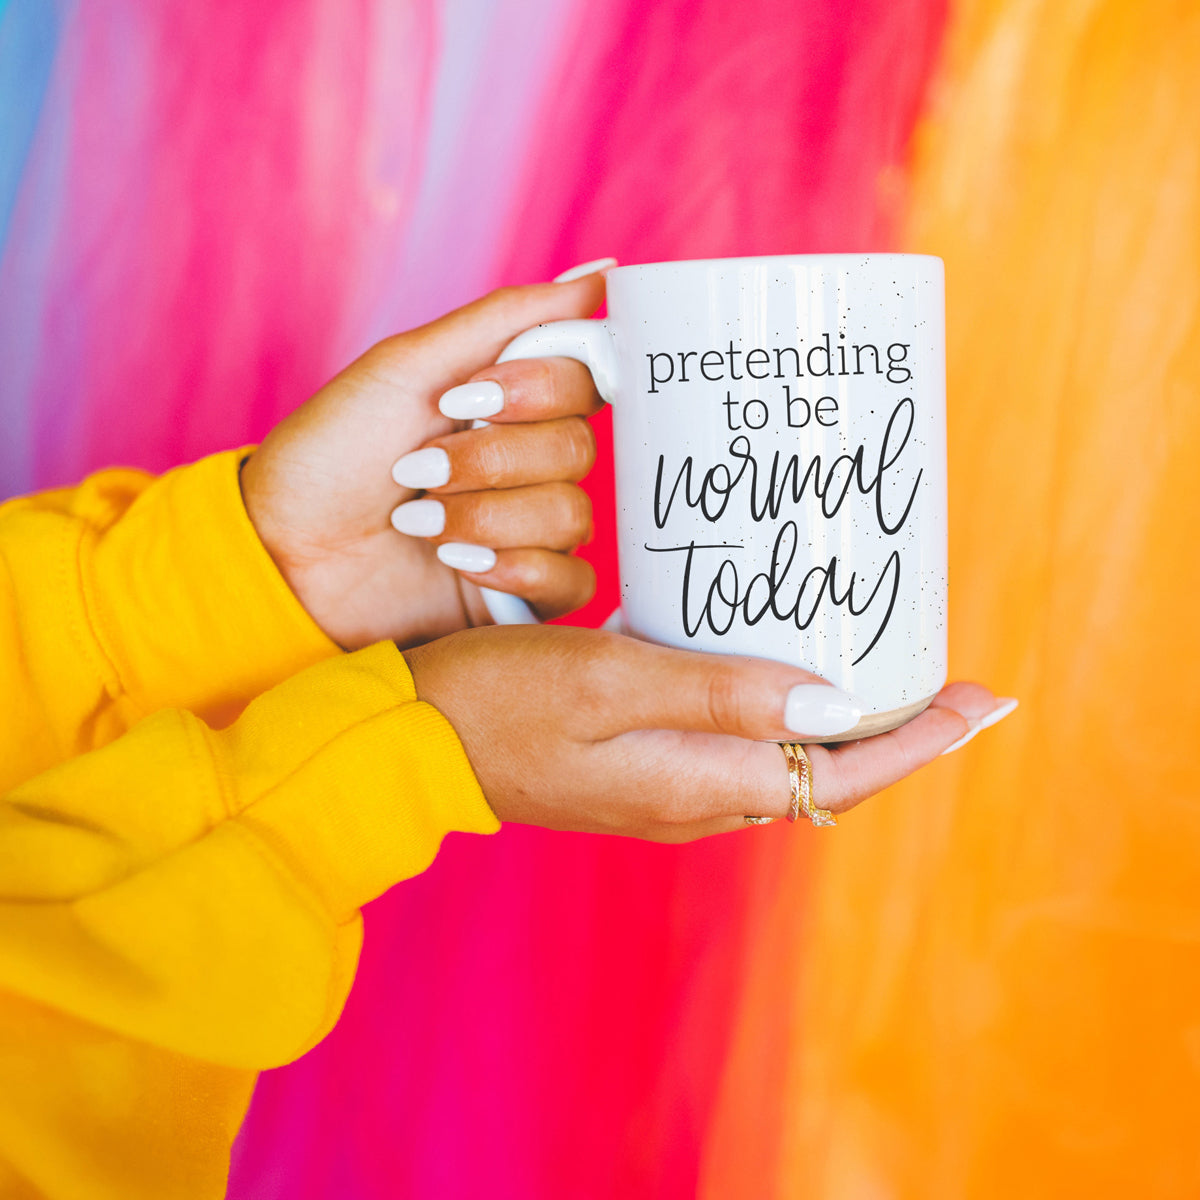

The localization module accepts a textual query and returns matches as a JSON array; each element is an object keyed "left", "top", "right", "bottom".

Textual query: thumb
[
  {"left": 597, "top": 636, "right": 864, "bottom": 742},
  {"left": 371, "top": 276, "right": 608, "bottom": 397}
]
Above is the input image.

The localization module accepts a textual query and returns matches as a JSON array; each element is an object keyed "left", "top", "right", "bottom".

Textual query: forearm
[{"left": 0, "top": 641, "right": 496, "bottom": 1069}]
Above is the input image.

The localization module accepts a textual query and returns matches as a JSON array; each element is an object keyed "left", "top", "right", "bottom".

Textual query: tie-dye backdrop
[{"left": 2, "top": 1, "right": 1198, "bottom": 1196}]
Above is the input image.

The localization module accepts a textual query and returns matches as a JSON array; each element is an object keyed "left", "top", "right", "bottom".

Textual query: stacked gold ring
[{"left": 743, "top": 742, "right": 837, "bottom": 828}]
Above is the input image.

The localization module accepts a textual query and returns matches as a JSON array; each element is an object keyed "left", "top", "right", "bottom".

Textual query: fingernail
[
  {"left": 784, "top": 685, "right": 862, "bottom": 737},
  {"left": 439, "top": 380, "right": 504, "bottom": 420},
  {"left": 391, "top": 447, "right": 450, "bottom": 489},
  {"left": 437, "top": 542, "right": 497, "bottom": 573},
  {"left": 553, "top": 257, "right": 618, "bottom": 282},
  {"left": 390, "top": 498, "right": 445, "bottom": 537},
  {"left": 941, "top": 697, "right": 1019, "bottom": 756}
]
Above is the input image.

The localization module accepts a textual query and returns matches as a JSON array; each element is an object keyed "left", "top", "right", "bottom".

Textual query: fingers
[
  {"left": 438, "top": 357, "right": 604, "bottom": 425},
  {"left": 392, "top": 482, "right": 591, "bottom": 550},
  {"left": 606, "top": 680, "right": 1011, "bottom": 839},
  {"left": 438, "top": 547, "right": 596, "bottom": 621},
  {"left": 387, "top": 359, "right": 600, "bottom": 625},
  {"left": 801, "top": 682, "right": 1001, "bottom": 815},
  {"left": 394, "top": 416, "right": 596, "bottom": 495},
  {"left": 598, "top": 729, "right": 794, "bottom": 837},
  {"left": 927, "top": 680, "right": 1002, "bottom": 724}
]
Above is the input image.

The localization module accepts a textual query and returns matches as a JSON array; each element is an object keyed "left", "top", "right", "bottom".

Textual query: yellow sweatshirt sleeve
[
  {"left": 0, "top": 449, "right": 339, "bottom": 783},
  {"left": 0, "top": 640, "right": 498, "bottom": 1070},
  {"left": 0, "top": 452, "right": 500, "bottom": 1198}
]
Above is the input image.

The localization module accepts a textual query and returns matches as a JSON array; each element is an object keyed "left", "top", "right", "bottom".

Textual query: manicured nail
[
  {"left": 391, "top": 447, "right": 450, "bottom": 489},
  {"left": 784, "top": 685, "right": 862, "bottom": 737},
  {"left": 390, "top": 498, "right": 445, "bottom": 537},
  {"left": 439, "top": 380, "right": 504, "bottom": 420},
  {"left": 553, "top": 257, "right": 618, "bottom": 282},
  {"left": 437, "top": 542, "right": 497, "bottom": 573},
  {"left": 941, "top": 697, "right": 1019, "bottom": 756}
]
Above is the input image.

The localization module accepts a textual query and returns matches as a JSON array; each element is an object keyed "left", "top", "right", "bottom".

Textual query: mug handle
[
  {"left": 476, "top": 319, "right": 619, "bottom": 624},
  {"left": 496, "top": 318, "right": 618, "bottom": 403}
]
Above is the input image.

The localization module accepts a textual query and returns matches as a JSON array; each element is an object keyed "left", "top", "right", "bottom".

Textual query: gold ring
[
  {"left": 743, "top": 814, "right": 775, "bottom": 825},
  {"left": 781, "top": 742, "right": 837, "bottom": 827}
]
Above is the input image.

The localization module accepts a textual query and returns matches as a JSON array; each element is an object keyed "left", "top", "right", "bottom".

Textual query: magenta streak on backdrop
[{"left": 229, "top": 1, "right": 946, "bottom": 1198}]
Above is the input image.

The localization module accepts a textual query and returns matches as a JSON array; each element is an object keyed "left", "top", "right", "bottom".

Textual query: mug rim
[{"left": 608, "top": 252, "right": 943, "bottom": 277}]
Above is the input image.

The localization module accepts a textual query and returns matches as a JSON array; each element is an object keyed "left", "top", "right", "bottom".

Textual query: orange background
[{"left": 706, "top": 2, "right": 1200, "bottom": 1193}]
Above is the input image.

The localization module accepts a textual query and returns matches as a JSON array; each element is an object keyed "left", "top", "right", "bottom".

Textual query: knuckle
[
  {"left": 569, "top": 628, "right": 629, "bottom": 709},
  {"left": 580, "top": 626, "right": 624, "bottom": 668},
  {"left": 483, "top": 284, "right": 550, "bottom": 333},
  {"left": 357, "top": 338, "right": 405, "bottom": 385},
  {"left": 508, "top": 552, "right": 550, "bottom": 594},
  {"left": 562, "top": 417, "right": 596, "bottom": 475},
  {"left": 556, "top": 483, "right": 592, "bottom": 539},
  {"left": 704, "top": 668, "right": 744, "bottom": 734},
  {"left": 535, "top": 357, "right": 560, "bottom": 402},
  {"left": 569, "top": 630, "right": 626, "bottom": 708},
  {"left": 473, "top": 431, "right": 514, "bottom": 484},
  {"left": 454, "top": 495, "right": 495, "bottom": 541},
  {"left": 488, "top": 284, "right": 522, "bottom": 308},
  {"left": 573, "top": 557, "right": 597, "bottom": 604},
  {"left": 516, "top": 357, "right": 558, "bottom": 409}
]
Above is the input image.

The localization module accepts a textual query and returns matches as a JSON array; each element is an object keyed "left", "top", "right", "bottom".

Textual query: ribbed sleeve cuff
[
  {"left": 86, "top": 449, "right": 341, "bottom": 719},
  {"left": 223, "top": 641, "right": 500, "bottom": 918}
]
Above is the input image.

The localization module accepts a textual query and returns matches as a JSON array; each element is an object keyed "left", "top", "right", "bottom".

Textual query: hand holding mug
[
  {"left": 405, "top": 625, "right": 1010, "bottom": 840},
  {"left": 240, "top": 270, "right": 610, "bottom": 651}
]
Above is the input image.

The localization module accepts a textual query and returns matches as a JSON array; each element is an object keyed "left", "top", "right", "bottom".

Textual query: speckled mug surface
[{"left": 500, "top": 254, "right": 947, "bottom": 739}]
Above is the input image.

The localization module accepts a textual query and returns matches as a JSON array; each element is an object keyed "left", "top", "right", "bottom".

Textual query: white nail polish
[
  {"left": 439, "top": 381, "right": 504, "bottom": 420},
  {"left": 941, "top": 697, "right": 1019, "bottom": 756},
  {"left": 784, "top": 685, "right": 862, "bottom": 736},
  {"left": 390, "top": 498, "right": 445, "bottom": 537},
  {"left": 940, "top": 724, "right": 980, "bottom": 756},
  {"left": 553, "top": 257, "right": 619, "bottom": 283},
  {"left": 391, "top": 447, "right": 450, "bottom": 489},
  {"left": 978, "top": 696, "right": 1019, "bottom": 730},
  {"left": 437, "top": 542, "right": 497, "bottom": 573}
]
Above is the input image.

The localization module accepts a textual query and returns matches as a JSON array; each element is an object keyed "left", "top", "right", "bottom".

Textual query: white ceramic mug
[{"left": 497, "top": 254, "right": 947, "bottom": 740}]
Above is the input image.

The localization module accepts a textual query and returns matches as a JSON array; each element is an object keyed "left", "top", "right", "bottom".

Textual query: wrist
[{"left": 238, "top": 448, "right": 342, "bottom": 645}]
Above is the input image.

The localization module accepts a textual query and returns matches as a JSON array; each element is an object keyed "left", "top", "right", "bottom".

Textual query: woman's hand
[
  {"left": 405, "top": 625, "right": 1010, "bottom": 841},
  {"left": 240, "top": 275, "right": 607, "bottom": 650}
]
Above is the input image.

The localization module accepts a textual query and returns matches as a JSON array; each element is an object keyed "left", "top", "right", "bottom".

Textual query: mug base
[{"left": 816, "top": 694, "right": 938, "bottom": 745}]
